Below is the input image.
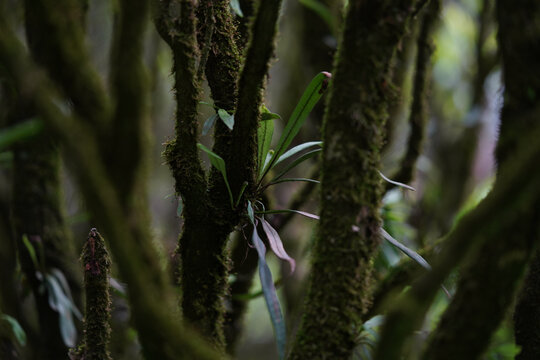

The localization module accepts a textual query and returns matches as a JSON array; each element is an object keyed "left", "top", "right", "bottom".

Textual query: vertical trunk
[{"left": 289, "top": 1, "right": 426, "bottom": 358}]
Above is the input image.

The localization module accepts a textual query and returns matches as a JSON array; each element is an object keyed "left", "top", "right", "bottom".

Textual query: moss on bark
[
  {"left": 418, "top": 1, "right": 540, "bottom": 358},
  {"left": 0, "top": 9, "right": 223, "bottom": 360},
  {"left": 80, "top": 229, "right": 112, "bottom": 360},
  {"left": 289, "top": 1, "right": 427, "bottom": 358}
]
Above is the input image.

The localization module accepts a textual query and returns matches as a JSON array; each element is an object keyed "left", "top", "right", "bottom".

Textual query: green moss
[
  {"left": 289, "top": 0, "right": 427, "bottom": 358},
  {"left": 81, "top": 228, "right": 112, "bottom": 360}
]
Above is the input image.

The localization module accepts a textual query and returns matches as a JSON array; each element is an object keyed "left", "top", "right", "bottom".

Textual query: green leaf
[
  {"left": 260, "top": 72, "right": 331, "bottom": 180},
  {"left": 235, "top": 182, "right": 248, "bottom": 207},
  {"left": 267, "top": 178, "right": 320, "bottom": 186},
  {"left": 217, "top": 109, "right": 234, "bottom": 130},
  {"left": 380, "top": 228, "right": 430, "bottom": 270},
  {"left": 199, "top": 101, "right": 214, "bottom": 108},
  {"left": 197, "top": 143, "right": 234, "bottom": 207},
  {"left": 274, "top": 141, "right": 322, "bottom": 167},
  {"left": 270, "top": 148, "right": 322, "bottom": 182},
  {"left": 230, "top": 0, "right": 243, "bottom": 17},
  {"left": 1, "top": 314, "right": 27, "bottom": 346},
  {"left": 252, "top": 225, "right": 286, "bottom": 360},
  {"left": 0, "top": 118, "right": 44, "bottom": 151},
  {"left": 202, "top": 114, "right": 218, "bottom": 136},
  {"left": 22, "top": 234, "right": 39, "bottom": 269},
  {"left": 247, "top": 200, "right": 255, "bottom": 224},
  {"left": 258, "top": 209, "right": 320, "bottom": 220},
  {"left": 257, "top": 116, "right": 274, "bottom": 176}
]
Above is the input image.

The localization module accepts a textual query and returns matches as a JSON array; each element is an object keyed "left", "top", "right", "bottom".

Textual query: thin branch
[
  {"left": 226, "top": 0, "right": 284, "bottom": 198},
  {"left": 157, "top": 0, "right": 208, "bottom": 208},
  {"left": 387, "top": 0, "right": 440, "bottom": 191},
  {"left": 0, "top": 16, "right": 222, "bottom": 360},
  {"left": 108, "top": 0, "right": 151, "bottom": 202},
  {"left": 24, "top": 0, "right": 110, "bottom": 134}
]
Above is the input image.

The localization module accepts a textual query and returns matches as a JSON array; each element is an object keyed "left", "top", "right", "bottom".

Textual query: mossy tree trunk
[
  {"left": 155, "top": 0, "right": 283, "bottom": 351},
  {"left": 374, "top": 1, "right": 540, "bottom": 357},
  {"left": 418, "top": 0, "right": 540, "bottom": 358},
  {"left": 288, "top": 1, "right": 428, "bottom": 358},
  {"left": 0, "top": 2, "right": 224, "bottom": 359}
]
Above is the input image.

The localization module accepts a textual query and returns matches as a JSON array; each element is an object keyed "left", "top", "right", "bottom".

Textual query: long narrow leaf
[
  {"left": 247, "top": 200, "right": 255, "bottom": 224},
  {"left": 50, "top": 268, "right": 82, "bottom": 319},
  {"left": 380, "top": 228, "right": 430, "bottom": 270},
  {"left": 252, "top": 226, "right": 286, "bottom": 360},
  {"left": 258, "top": 209, "right": 320, "bottom": 220},
  {"left": 44, "top": 274, "right": 77, "bottom": 347},
  {"left": 202, "top": 114, "right": 218, "bottom": 135},
  {"left": 378, "top": 171, "right": 416, "bottom": 191},
  {"left": 257, "top": 117, "right": 274, "bottom": 175},
  {"left": 22, "top": 234, "right": 39, "bottom": 269},
  {"left": 0, "top": 118, "right": 44, "bottom": 150},
  {"left": 380, "top": 228, "right": 451, "bottom": 298},
  {"left": 268, "top": 178, "right": 320, "bottom": 186},
  {"left": 271, "top": 148, "right": 322, "bottom": 182},
  {"left": 260, "top": 72, "right": 331, "bottom": 179},
  {"left": 1, "top": 314, "right": 27, "bottom": 346},
  {"left": 261, "top": 219, "right": 296, "bottom": 273},
  {"left": 274, "top": 141, "right": 322, "bottom": 167},
  {"left": 197, "top": 143, "right": 234, "bottom": 207}
]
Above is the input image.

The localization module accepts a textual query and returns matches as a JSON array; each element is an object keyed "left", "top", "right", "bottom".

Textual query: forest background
[{"left": 0, "top": 0, "right": 539, "bottom": 359}]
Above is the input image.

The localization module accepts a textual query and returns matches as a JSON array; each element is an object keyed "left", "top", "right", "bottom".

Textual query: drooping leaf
[
  {"left": 257, "top": 115, "right": 275, "bottom": 175},
  {"left": 271, "top": 148, "right": 322, "bottom": 182},
  {"left": 258, "top": 209, "right": 320, "bottom": 220},
  {"left": 0, "top": 118, "right": 44, "bottom": 151},
  {"left": 273, "top": 141, "right": 322, "bottom": 167},
  {"left": 260, "top": 72, "right": 331, "bottom": 180},
  {"left": 268, "top": 178, "right": 320, "bottom": 186},
  {"left": 380, "top": 228, "right": 430, "bottom": 270},
  {"left": 230, "top": 0, "right": 243, "bottom": 17},
  {"left": 197, "top": 143, "right": 234, "bottom": 207},
  {"left": 247, "top": 200, "right": 255, "bottom": 224},
  {"left": 252, "top": 225, "right": 286, "bottom": 360},
  {"left": 44, "top": 274, "right": 78, "bottom": 347},
  {"left": 202, "top": 114, "right": 218, "bottom": 135},
  {"left": 58, "top": 308, "right": 76, "bottom": 348},
  {"left": 261, "top": 219, "right": 296, "bottom": 273},
  {"left": 50, "top": 268, "right": 82, "bottom": 319},
  {"left": 1, "top": 314, "right": 27, "bottom": 346},
  {"left": 378, "top": 171, "right": 416, "bottom": 191},
  {"left": 217, "top": 109, "right": 234, "bottom": 130}
]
